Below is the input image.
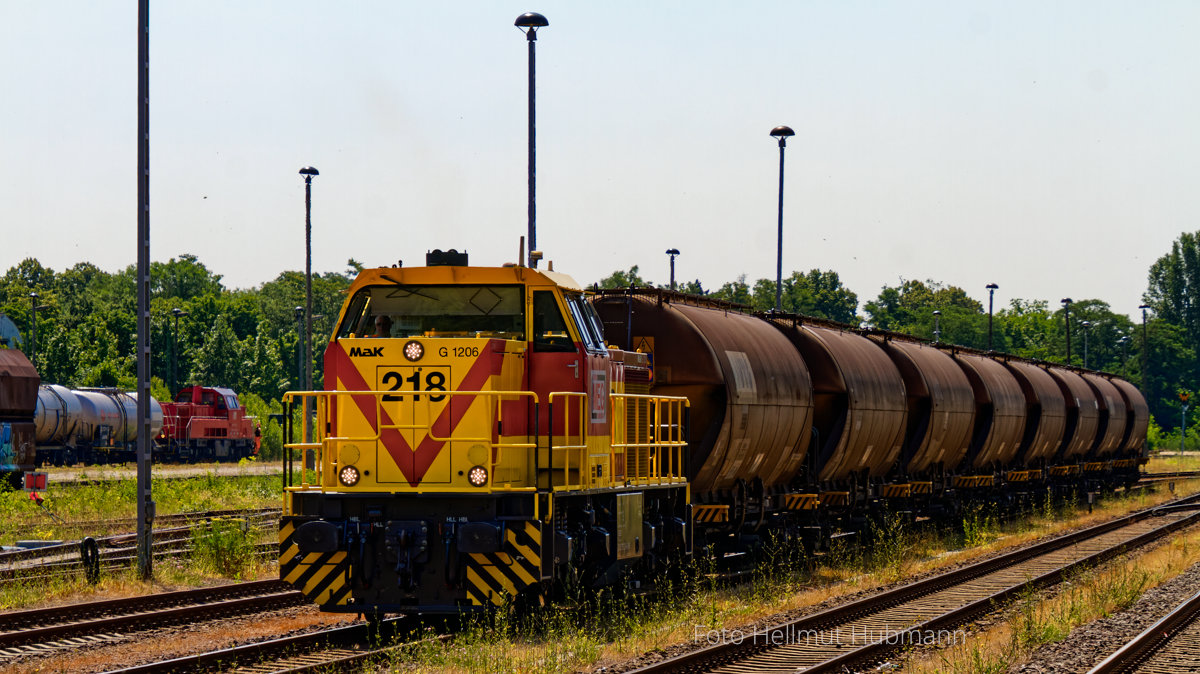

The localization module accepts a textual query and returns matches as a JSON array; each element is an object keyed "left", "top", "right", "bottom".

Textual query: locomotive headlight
[
  {"left": 338, "top": 464, "right": 361, "bottom": 487},
  {"left": 403, "top": 340, "right": 424, "bottom": 362},
  {"left": 467, "top": 465, "right": 488, "bottom": 488}
]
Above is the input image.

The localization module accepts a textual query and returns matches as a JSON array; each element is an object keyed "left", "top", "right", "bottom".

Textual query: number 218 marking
[{"left": 381, "top": 368, "right": 447, "bottom": 402}]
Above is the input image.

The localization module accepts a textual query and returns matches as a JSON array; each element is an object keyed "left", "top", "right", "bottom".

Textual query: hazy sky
[{"left": 2, "top": 2, "right": 1197, "bottom": 320}]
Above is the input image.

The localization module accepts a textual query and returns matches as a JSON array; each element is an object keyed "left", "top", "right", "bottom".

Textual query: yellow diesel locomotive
[{"left": 280, "top": 250, "right": 690, "bottom": 614}]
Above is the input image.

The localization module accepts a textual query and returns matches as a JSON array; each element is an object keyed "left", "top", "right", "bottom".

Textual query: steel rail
[
  {"left": 631, "top": 492, "right": 1200, "bottom": 673},
  {"left": 1139, "top": 470, "right": 1200, "bottom": 480},
  {"left": 1088, "top": 587, "right": 1200, "bottom": 673},
  {"left": 105, "top": 616, "right": 445, "bottom": 674},
  {"left": 0, "top": 579, "right": 301, "bottom": 655}
]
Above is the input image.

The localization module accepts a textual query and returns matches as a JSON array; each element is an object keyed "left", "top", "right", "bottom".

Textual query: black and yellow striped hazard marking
[
  {"left": 952, "top": 475, "right": 995, "bottom": 488},
  {"left": 819, "top": 491, "right": 850, "bottom": 507},
  {"left": 1049, "top": 465, "right": 1080, "bottom": 477},
  {"left": 1113, "top": 458, "right": 1138, "bottom": 469},
  {"left": 782, "top": 493, "right": 819, "bottom": 510},
  {"left": 910, "top": 481, "right": 933, "bottom": 495},
  {"left": 279, "top": 519, "right": 350, "bottom": 607},
  {"left": 693, "top": 505, "right": 730, "bottom": 523},
  {"left": 881, "top": 484, "right": 911, "bottom": 498},
  {"left": 1084, "top": 461, "right": 1110, "bottom": 473},
  {"left": 1005, "top": 469, "right": 1042, "bottom": 483},
  {"left": 465, "top": 520, "right": 542, "bottom": 607}
]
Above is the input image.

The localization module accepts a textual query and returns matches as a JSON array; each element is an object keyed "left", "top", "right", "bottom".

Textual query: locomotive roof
[{"left": 351, "top": 265, "right": 584, "bottom": 293}]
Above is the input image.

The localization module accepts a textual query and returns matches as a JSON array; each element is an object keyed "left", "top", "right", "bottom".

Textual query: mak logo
[{"left": 349, "top": 346, "right": 384, "bottom": 358}]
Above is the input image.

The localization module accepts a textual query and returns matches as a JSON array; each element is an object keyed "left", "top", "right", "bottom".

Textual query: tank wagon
[
  {"left": 279, "top": 257, "right": 1149, "bottom": 617},
  {"left": 33, "top": 384, "right": 257, "bottom": 466},
  {"left": 0, "top": 350, "right": 38, "bottom": 485},
  {"left": 34, "top": 385, "right": 163, "bottom": 465}
]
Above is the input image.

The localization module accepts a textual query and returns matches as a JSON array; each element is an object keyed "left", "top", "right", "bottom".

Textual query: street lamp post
[
  {"left": 170, "top": 308, "right": 188, "bottom": 396},
  {"left": 1061, "top": 298, "right": 1073, "bottom": 365},
  {"left": 986, "top": 283, "right": 998, "bottom": 351},
  {"left": 299, "top": 167, "right": 318, "bottom": 464},
  {"left": 665, "top": 248, "right": 680, "bottom": 291},
  {"left": 299, "top": 166, "right": 318, "bottom": 412},
  {"left": 770, "top": 126, "right": 794, "bottom": 312},
  {"left": 1081, "top": 320, "right": 1091, "bottom": 369},
  {"left": 933, "top": 310, "right": 942, "bottom": 343},
  {"left": 1139, "top": 304, "right": 1151, "bottom": 390},
  {"left": 28, "top": 293, "right": 48, "bottom": 371},
  {"left": 1181, "top": 392, "right": 1191, "bottom": 453},
  {"left": 1118, "top": 336, "right": 1129, "bottom": 376},
  {"left": 294, "top": 306, "right": 305, "bottom": 389},
  {"left": 515, "top": 12, "right": 548, "bottom": 268}
]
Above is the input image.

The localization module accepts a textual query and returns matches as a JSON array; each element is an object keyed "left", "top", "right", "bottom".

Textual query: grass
[
  {"left": 1145, "top": 450, "right": 1200, "bottom": 473},
  {"left": 0, "top": 469, "right": 281, "bottom": 546}
]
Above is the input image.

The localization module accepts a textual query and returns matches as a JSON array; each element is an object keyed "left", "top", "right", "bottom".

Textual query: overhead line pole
[{"left": 136, "top": 0, "right": 154, "bottom": 580}]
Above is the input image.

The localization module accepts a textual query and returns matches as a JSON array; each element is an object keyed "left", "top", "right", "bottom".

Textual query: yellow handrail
[
  {"left": 282, "top": 389, "right": 538, "bottom": 491},
  {"left": 610, "top": 393, "right": 689, "bottom": 483},
  {"left": 549, "top": 392, "right": 588, "bottom": 489}
]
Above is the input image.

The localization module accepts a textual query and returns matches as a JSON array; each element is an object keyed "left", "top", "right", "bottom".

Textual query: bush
[{"left": 190, "top": 518, "right": 256, "bottom": 578}]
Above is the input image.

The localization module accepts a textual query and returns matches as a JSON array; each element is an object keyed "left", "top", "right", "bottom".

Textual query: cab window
[
  {"left": 566, "top": 294, "right": 605, "bottom": 352},
  {"left": 337, "top": 285, "right": 525, "bottom": 339},
  {"left": 533, "top": 291, "right": 576, "bottom": 352}
]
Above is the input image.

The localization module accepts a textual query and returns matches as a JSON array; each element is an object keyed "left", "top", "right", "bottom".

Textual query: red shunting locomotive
[{"left": 157, "top": 385, "right": 259, "bottom": 462}]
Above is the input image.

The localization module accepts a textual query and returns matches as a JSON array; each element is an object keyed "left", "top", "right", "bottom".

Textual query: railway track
[
  {"left": 1088, "top": 586, "right": 1200, "bottom": 673},
  {"left": 107, "top": 616, "right": 446, "bottom": 674},
  {"left": 1139, "top": 469, "right": 1200, "bottom": 481},
  {"left": 630, "top": 494, "right": 1200, "bottom": 674},
  {"left": 0, "top": 512, "right": 278, "bottom": 586},
  {"left": 0, "top": 579, "right": 304, "bottom": 663}
]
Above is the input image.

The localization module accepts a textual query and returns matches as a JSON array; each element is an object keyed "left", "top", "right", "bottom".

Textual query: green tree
[
  {"left": 997, "top": 299, "right": 1055, "bottom": 360},
  {"left": 744, "top": 267, "right": 859, "bottom": 319},
  {"left": 152, "top": 254, "right": 224, "bottom": 301},
  {"left": 864, "top": 279, "right": 989, "bottom": 348},
  {"left": 190, "top": 314, "right": 246, "bottom": 389},
  {"left": 596, "top": 266, "right": 650, "bottom": 289},
  {"left": 710, "top": 275, "right": 752, "bottom": 305}
]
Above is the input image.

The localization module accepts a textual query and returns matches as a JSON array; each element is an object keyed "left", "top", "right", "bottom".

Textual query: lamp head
[
  {"left": 770, "top": 125, "right": 795, "bottom": 138},
  {"left": 986, "top": 283, "right": 998, "bottom": 290},
  {"left": 515, "top": 12, "right": 548, "bottom": 38},
  {"left": 299, "top": 166, "right": 319, "bottom": 177},
  {"left": 666, "top": 248, "right": 680, "bottom": 256},
  {"left": 1061, "top": 298, "right": 1073, "bottom": 306}
]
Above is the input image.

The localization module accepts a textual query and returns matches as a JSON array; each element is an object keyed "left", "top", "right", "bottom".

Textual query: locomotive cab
[{"left": 281, "top": 253, "right": 690, "bottom": 614}]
